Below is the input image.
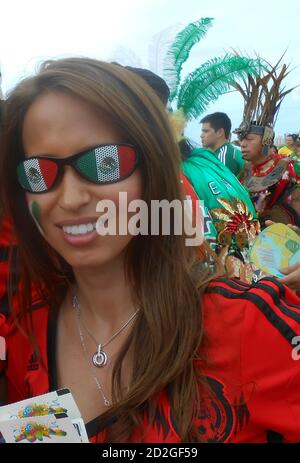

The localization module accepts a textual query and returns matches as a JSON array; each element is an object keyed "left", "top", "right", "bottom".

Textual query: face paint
[{"left": 28, "top": 201, "right": 46, "bottom": 237}]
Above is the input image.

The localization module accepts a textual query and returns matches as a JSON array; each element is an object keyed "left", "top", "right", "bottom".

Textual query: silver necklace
[
  {"left": 72, "top": 293, "right": 140, "bottom": 368},
  {"left": 73, "top": 302, "right": 111, "bottom": 407}
]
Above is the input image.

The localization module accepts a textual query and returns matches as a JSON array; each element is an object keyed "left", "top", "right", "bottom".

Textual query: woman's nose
[{"left": 57, "top": 166, "right": 92, "bottom": 211}]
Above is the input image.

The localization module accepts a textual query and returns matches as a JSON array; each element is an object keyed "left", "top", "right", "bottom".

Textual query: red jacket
[{"left": 1, "top": 277, "right": 300, "bottom": 443}]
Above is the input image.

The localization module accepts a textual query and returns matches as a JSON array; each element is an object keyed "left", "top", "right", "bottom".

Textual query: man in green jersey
[{"left": 200, "top": 112, "right": 245, "bottom": 177}]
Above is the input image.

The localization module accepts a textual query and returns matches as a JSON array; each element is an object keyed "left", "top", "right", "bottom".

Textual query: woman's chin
[
  {"left": 62, "top": 250, "right": 122, "bottom": 271},
  {"left": 66, "top": 257, "right": 110, "bottom": 270}
]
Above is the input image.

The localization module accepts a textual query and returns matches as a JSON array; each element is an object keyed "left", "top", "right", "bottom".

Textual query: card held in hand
[{"left": 0, "top": 389, "right": 89, "bottom": 443}]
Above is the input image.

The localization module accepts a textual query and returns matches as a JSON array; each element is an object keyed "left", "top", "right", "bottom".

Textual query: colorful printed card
[
  {"left": 250, "top": 223, "right": 300, "bottom": 278},
  {"left": 0, "top": 414, "right": 82, "bottom": 443},
  {"left": 0, "top": 389, "right": 80, "bottom": 421},
  {"left": 0, "top": 389, "right": 89, "bottom": 443}
]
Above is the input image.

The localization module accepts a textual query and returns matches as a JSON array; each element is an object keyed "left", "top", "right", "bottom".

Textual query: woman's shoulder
[
  {"left": 203, "top": 276, "right": 300, "bottom": 344},
  {"left": 1, "top": 298, "right": 50, "bottom": 345},
  {"left": 1, "top": 300, "right": 51, "bottom": 403},
  {"left": 205, "top": 276, "right": 300, "bottom": 302},
  {"left": 201, "top": 277, "right": 300, "bottom": 443}
]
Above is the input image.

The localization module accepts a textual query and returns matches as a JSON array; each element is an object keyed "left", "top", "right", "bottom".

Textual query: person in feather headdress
[{"left": 234, "top": 57, "right": 300, "bottom": 227}]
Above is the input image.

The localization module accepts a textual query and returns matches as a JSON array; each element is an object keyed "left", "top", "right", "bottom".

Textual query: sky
[{"left": 0, "top": 0, "right": 299, "bottom": 143}]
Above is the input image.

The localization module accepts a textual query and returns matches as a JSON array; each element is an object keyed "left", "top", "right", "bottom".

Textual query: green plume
[
  {"left": 163, "top": 17, "right": 214, "bottom": 102},
  {"left": 177, "top": 55, "right": 262, "bottom": 119}
]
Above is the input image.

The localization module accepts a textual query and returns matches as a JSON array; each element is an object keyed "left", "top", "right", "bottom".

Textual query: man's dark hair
[
  {"left": 200, "top": 112, "right": 232, "bottom": 139},
  {"left": 287, "top": 133, "right": 299, "bottom": 143},
  {"left": 125, "top": 66, "right": 170, "bottom": 106},
  {"left": 111, "top": 63, "right": 170, "bottom": 106}
]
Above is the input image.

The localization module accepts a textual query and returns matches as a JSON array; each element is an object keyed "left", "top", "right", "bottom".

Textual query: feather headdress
[
  {"left": 163, "top": 17, "right": 214, "bottom": 102},
  {"left": 162, "top": 18, "right": 261, "bottom": 119},
  {"left": 110, "top": 18, "right": 262, "bottom": 123},
  {"left": 176, "top": 54, "right": 262, "bottom": 120},
  {"left": 233, "top": 54, "right": 297, "bottom": 144}
]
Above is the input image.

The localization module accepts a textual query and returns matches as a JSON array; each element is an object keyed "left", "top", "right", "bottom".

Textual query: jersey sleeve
[
  {"left": 233, "top": 146, "right": 246, "bottom": 176},
  {"left": 241, "top": 278, "right": 300, "bottom": 441}
]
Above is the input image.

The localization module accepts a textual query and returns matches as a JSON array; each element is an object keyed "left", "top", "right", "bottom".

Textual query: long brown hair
[{"left": 0, "top": 58, "right": 218, "bottom": 442}]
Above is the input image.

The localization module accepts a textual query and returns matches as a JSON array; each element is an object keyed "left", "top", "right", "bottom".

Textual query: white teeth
[
  {"left": 86, "top": 223, "right": 93, "bottom": 232},
  {"left": 62, "top": 222, "right": 97, "bottom": 235},
  {"left": 78, "top": 224, "right": 87, "bottom": 234}
]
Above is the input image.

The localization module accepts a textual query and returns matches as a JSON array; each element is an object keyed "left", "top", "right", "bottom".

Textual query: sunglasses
[{"left": 17, "top": 143, "right": 139, "bottom": 194}]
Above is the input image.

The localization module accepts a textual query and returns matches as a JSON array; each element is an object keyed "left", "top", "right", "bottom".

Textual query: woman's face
[{"left": 22, "top": 91, "right": 142, "bottom": 269}]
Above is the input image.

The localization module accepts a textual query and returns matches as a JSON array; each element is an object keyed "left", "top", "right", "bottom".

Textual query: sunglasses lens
[
  {"left": 74, "top": 145, "right": 137, "bottom": 183},
  {"left": 17, "top": 158, "right": 59, "bottom": 193}
]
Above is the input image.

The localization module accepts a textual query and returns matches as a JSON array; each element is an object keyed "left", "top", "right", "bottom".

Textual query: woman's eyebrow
[{"left": 25, "top": 144, "right": 103, "bottom": 158}]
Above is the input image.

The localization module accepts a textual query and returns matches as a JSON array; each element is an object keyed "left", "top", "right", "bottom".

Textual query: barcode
[{"left": 73, "top": 422, "right": 81, "bottom": 437}]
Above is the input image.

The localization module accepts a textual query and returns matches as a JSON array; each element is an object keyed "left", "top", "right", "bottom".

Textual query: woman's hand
[
  {"left": 265, "top": 220, "right": 300, "bottom": 234},
  {"left": 280, "top": 262, "right": 300, "bottom": 292}
]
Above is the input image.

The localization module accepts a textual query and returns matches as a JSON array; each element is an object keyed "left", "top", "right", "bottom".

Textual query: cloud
[{"left": 1, "top": 0, "right": 299, "bottom": 134}]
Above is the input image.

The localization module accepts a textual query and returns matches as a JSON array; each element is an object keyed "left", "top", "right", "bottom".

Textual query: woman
[{"left": 0, "top": 58, "right": 300, "bottom": 443}]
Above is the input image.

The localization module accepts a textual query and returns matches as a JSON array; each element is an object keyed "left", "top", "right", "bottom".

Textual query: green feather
[
  {"left": 163, "top": 17, "right": 214, "bottom": 102},
  {"left": 177, "top": 55, "right": 262, "bottom": 119}
]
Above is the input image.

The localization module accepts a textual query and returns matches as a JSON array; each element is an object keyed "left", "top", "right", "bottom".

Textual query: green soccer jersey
[
  {"left": 181, "top": 148, "right": 261, "bottom": 283},
  {"left": 215, "top": 142, "right": 245, "bottom": 177}
]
